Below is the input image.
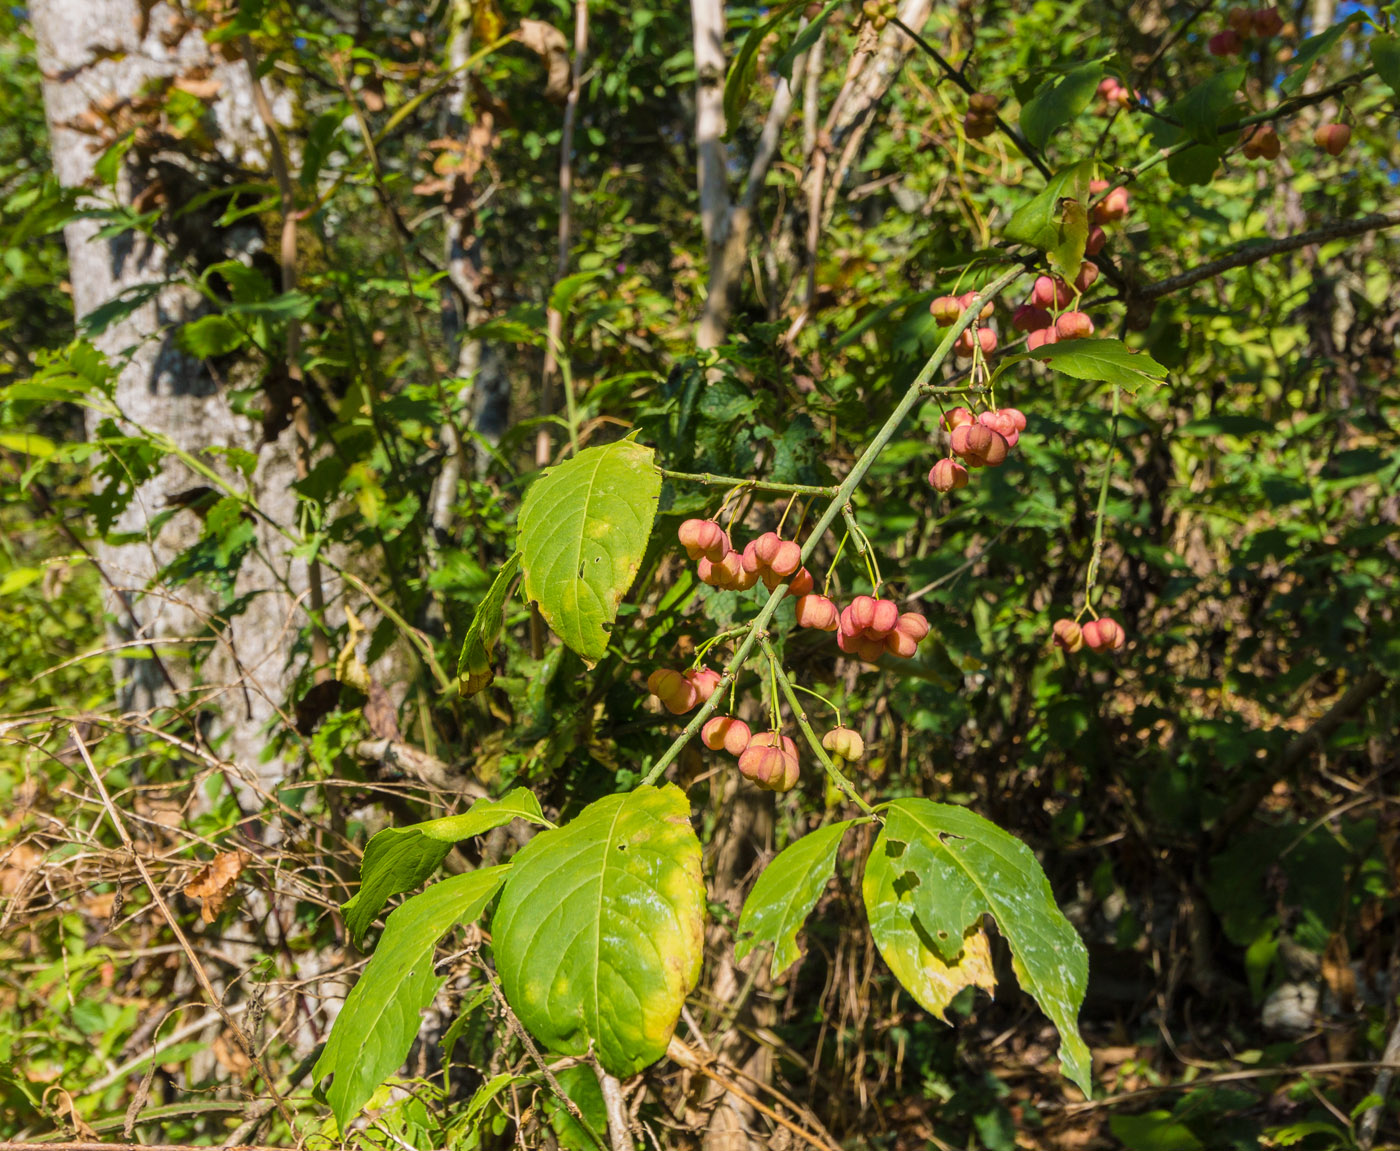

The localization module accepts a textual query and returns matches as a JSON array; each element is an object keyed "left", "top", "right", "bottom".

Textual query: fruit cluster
[
  {"left": 860, "top": 0, "right": 897, "bottom": 31},
  {"left": 1096, "top": 76, "right": 1136, "bottom": 111},
  {"left": 831, "top": 595, "right": 931, "bottom": 661},
  {"left": 926, "top": 405, "right": 1027, "bottom": 491},
  {"left": 1209, "top": 5, "right": 1284, "bottom": 56},
  {"left": 1052, "top": 616, "right": 1128, "bottom": 653},
  {"left": 647, "top": 666, "right": 721, "bottom": 715},
  {"left": 697, "top": 719, "right": 866, "bottom": 793},
  {"left": 964, "top": 92, "right": 999, "bottom": 140},
  {"left": 929, "top": 291, "right": 998, "bottom": 359}
]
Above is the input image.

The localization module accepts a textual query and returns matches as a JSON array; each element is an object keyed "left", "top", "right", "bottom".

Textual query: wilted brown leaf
[
  {"left": 184, "top": 849, "right": 252, "bottom": 924},
  {"left": 516, "top": 20, "right": 571, "bottom": 103}
]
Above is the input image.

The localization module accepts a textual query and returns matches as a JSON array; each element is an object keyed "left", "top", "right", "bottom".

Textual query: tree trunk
[{"left": 32, "top": 0, "right": 310, "bottom": 792}]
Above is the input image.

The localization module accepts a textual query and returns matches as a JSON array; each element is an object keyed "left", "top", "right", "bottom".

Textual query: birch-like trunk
[{"left": 32, "top": 0, "right": 309, "bottom": 791}]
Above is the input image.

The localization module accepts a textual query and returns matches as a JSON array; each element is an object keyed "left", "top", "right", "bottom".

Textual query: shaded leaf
[
  {"left": 735, "top": 820, "right": 856, "bottom": 979},
  {"left": 723, "top": 1, "right": 801, "bottom": 134},
  {"left": 1371, "top": 32, "right": 1400, "bottom": 96},
  {"left": 457, "top": 551, "right": 521, "bottom": 696},
  {"left": 517, "top": 438, "right": 662, "bottom": 665},
  {"left": 315, "top": 866, "right": 509, "bottom": 1132},
  {"left": 1019, "top": 63, "right": 1105, "bottom": 152},
  {"left": 517, "top": 19, "right": 571, "bottom": 102},
  {"left": 492, "top": 784, "right": 705, "bottom": 1077},
  {"left": 773, "top": 0, "right": 842, "bottom": 81},
  {"left": 1281, "top": 12, "right": 1368, "bottom": 96},
  {"left": 865, "top": 799, "right": 1091, "bottom": 1094},
  {"left": 342, "top": 788, "right": 547, "bottom": 944}
]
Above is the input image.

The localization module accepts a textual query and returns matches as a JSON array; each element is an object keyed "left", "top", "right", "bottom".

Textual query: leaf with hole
[
  {"left": 735, "top": 820, "right": 857, "bottom": 979},
  {"left": 863, "top": 799, "right": 1091, "bottom": 1094},
  {"left": 314, "top": 866, "right": 509, "bottom": 1131},
  {"left": 1003, "top": 161, "right": 1094, "bottom": 275},
  {"left": 517, "top": 438, "right": 662, "bottom": 665},
  {"left": 491, "top": 784, "right": 705, "bottom": 1077},
  {"left": 342, "top": 788, "right": 547, "bottom": 944}
]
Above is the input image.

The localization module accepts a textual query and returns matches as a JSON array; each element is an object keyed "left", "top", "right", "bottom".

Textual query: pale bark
[
  {"left": 31, "top": 0, "right": 309, "bottom": 789},
  {"left": 691, "top": 0, "right": 730, "bottom": 351}
]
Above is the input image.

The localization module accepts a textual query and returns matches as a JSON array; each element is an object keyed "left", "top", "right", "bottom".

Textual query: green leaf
[
  {"left": 457, "top": 552, "right": 521, "bottom": 697},
  {"left": 314, "top": 866, "right": 509, "bottom": 1132},
  {"left": 491, "top": 784, "right": 705, "bottom": 1077},
  {"left": 0, "top": 568, "right": 43, "bottom": 597},
  {"left": 773, "top": 0, "right": 842, "bottom": 81},
  {"left": 735, "top": 820, "right": 856, "bottom": 979},
  {"left": 179, "top": 315, "right": 245, "bottom": 358},
  {"left": 542, "top": 1064, "right": 610, "bottom": 1151},
  {"left": 723, "top": 1, "right": 801, "bottom": 135},
  {"left": 549, "top": 271, "right": 602, "bottom": 319},
  {"left": 1371, "top": 32, "right": 1400, "bottom": 96},
  {"left": 1008, "top": 337, "right": 1168, "bottom": 388},
  {"left": 1281, "top": 12, "right": 1369, "bottom": 96},
  {"left": 1156, "top": 65, "right": 1246, "bottom": 144},
  {"left": 1167, "top": 143, "right": 1224, "bottom": 187},
  {"left": 1107, "top": 1112, "right": 1204, "bottom": 1150},
  {"left": 1019, "top": 63, "right": 1105, "bottom": 153},
  {"left": 517, "top": 439, "right": 662, "bottom": 666},
  {"left": 1003, "top": 161, "right": 1094, "bottom": 273},
  {"left": 342, "top": 788, "right": 547, "bottom": 944},
  {"left": 864, "top": 800, "right": 1091, "bottom": 1094}
]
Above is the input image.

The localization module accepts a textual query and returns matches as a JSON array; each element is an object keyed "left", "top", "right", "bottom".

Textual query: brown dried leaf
[
  {"left": 184, "top": 849, "right": 252, "bottom": 924},
  {"left": 516, "top": 19, "right": 571, "bottom": 103}
]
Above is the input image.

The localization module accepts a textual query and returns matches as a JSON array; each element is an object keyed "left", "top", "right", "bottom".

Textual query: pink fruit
[
  {"left": 822, "top": 726, "right": 865, "bottom": 762},
  {"left": 679, "top": 518, "right": 729, "bottom": 562},
  {"left": 1030, "top": 274, "right": 1073, "bottom": 310},
  {"left": 867, "top": 598, "right": 899, "bottom": 637},
  {"left": 955, "top": 423, "right": 1008, "bottom": 468},
  {"left": 943, "top": 406, "right": 975, "bottom": 431},
  {"left": 929, "top": 295, "right": 961, "bottom": 326},
  {"left": 769, "top": 539, "right": 802, "bottom": 577},
  {"left": 964, "top": 111, "right": 996, "bottom": 140},
  {"left": 740, "top": 539, "right": 762, "bottom": 574},
  {"left": 698, "top": 549, "right": 743, "bottom": 589},
  {"left": 953, "top": 329, "right": 976, "bottom": 358},
  {"left": 1074, "top": 261, "right": 1100, "bottom": 293},
  {"left": 1000, "top": 407, "right": 1028, "bottom": 432},
  {"left": 1052, "top": 618, "right": 1083, "bottom": 653},
  {"left": 977, "top": 327, "right": 998, "bottom": 355},
  {"left": 1012, "top": 304, "right": 1053, "bottom": 333},
  {"left": 895, "top": 611, "right": 930, "bottom": 642},
  {"left": 1055, "top": 311, "right": 1094, "bottom": 340},
  {"left": 1209, "top": 29, "right": 1241, "bottom": 56},
  {"left": 1253, "top": 6, "right": 1283, "bottom": 36},
  {"left": 739, "top": 732, "right": 800, "bottom": 791},
  {"left": 1082, "top": 617, "right": 1127, "bottom": 651},
  {"left": 845, "top": 595, "right": 879, "bottom": 634},
  {"left": 702, "top": 715, "right": 751, "bottom": 755},
  {"left": 795, "top": 594, "right": 840, "bottom": 631},
  {"left": 788, "top": 567, "right": 815, "bottom": 597},
  {"left": 1027, "top": 326, "right": 1059, "bottom": 353},
  {"left": 1314, "top": 122, "right": 1350, "bottom": 156},
  {"left": 978, "top": 409, "right": 1020, "bottom": 447},
  {"left": 1085, "top": 226, "right": 1107, "bottom": 256},
  {"left": 1092, "top": 186, "right": 1130, "bottom": 224},
  {"left": 928, "top": 457, "right": 969, "bottom": 493},
  {"left": 884, "top": 629, "right": 918, "bottom": 658},
  {"left": 1242, "top": 124, "right": 1280, "bottom": 160},
  {"left": 686, "top": 667, "right": 722, "bottom": 703},
  {"left": 753, "top": 531, "right": 783, "bottom": 566},
  {"left": 837, "top": 628, "right": 887, "bottom": 662},
  {"left": 732, "top": 561, "right": 759, "bottom": 590},
  {"left": 647, "top": 668, "right": 699, "bottom": 715}
]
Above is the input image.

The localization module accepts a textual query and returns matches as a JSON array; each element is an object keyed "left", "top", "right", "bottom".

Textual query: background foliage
[{"left": 2, "top": 0, "right": 1399, "bottom": 1148}]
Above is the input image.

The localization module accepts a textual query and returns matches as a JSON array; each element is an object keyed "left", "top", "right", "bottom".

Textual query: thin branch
[
  {"left": 70, "top": 729, "right": 298, "bottom": 1134},
  {"left": 891, "top": 16, "right": 1052, "bottom": 180},
  {"left": 1138, "top": 210, "right": 1400, "bottom": 301},
  {"left": 592, "top": 1063, "right": 633, "bottom": 1151},
  {"left": 661, "top": 469, "right": 838, "bottom": 497}
]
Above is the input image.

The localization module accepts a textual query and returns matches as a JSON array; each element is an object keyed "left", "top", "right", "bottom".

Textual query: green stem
[
  {"left": 762, "top": 638, "right": 875, "bottom": 817},
  {"left": 639, "top": 266, "right": 1024, "bottom": 789},
  {"left": 841, "top": 506, "right": 881, "bottom": 592},
  {"left": 660, "top": 469, "right": 838, "bottom": 497},
  {"left": 1083, "top": 385, "right": 1121, "bottom": 612}
]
